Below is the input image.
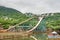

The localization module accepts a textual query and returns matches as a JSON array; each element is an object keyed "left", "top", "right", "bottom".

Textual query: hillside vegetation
[
  {"left": 45, "top": 13, "right": 60, "bottom": 30},
  {"left": 0, "top": 6, "right": 38, "bottom": 29},
  {"left": 0, "top": 6, "right": 60, "bottom": 30}
]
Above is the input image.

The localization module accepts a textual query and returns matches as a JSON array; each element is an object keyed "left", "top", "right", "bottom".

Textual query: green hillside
[
  {"left": 45, "top": 13, "right": 60, "bottom": 30},
  {"left": 0, "top": 6, "right": 38, "bottom": 29},
  {"left": 0, "top": 6, "right": 30, "bottom": 29}
]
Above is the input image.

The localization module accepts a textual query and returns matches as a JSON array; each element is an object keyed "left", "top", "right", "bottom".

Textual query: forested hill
[
  {"left": 0, "top": 6, "right": 30, "bottom": 29},
  {"left": 0, "top": 6, "right": 26, "bottom": 18}
]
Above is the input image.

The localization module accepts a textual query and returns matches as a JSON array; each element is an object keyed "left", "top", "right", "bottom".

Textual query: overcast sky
[{"left": 0, "top": 0, "right": 60, "bottom": 14}]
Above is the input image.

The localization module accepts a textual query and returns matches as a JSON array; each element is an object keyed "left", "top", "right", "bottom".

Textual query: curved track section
[{"left": 26, "top": 17, "right": 44, "bottom": 33}]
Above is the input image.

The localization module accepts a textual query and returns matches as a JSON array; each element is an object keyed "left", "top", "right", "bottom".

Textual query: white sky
[{"left": 0, "top": 0, "right": 60, "bottom": 14}]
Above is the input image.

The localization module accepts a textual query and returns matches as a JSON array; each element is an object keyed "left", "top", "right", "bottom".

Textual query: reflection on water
[
  {"left": 1, "top": 37, "right": 34, "bottom": 40},
  {"left": 0, "top": 33, "right": 47, "bottom": 40},
  {"left": 33, "top": 33, "right": 47, "bottom": 40}
]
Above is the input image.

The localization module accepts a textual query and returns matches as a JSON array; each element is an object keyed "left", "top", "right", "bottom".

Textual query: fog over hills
[{"left": 0, "top": 0, "right": 60, "bottom": 14}]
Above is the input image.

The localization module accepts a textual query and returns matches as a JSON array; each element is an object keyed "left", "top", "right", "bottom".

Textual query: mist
[{"left": 0, "top": 0, "right": 60, "bottom": 14}]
